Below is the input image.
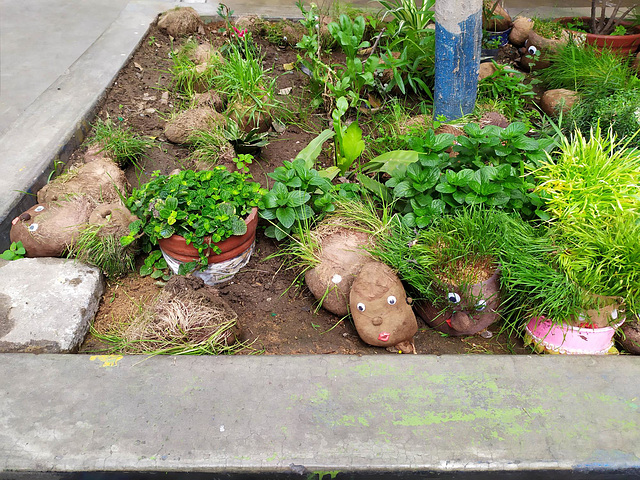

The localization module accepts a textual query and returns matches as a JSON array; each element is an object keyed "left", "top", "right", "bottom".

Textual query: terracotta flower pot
[
  {"left": 557, "top": 17, "right": 640, "bottom": 55},
  {"left": 158, "top": 207, "right": 259, "bottom": 264}
]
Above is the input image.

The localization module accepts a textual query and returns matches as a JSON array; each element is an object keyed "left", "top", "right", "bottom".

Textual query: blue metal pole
[{"left": 434, "top": 0, "right": 482, "bottom": 121}]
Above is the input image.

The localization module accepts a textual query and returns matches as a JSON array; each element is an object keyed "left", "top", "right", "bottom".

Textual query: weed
[
  {"left": 89, "top": 117, "right": 153, "bottom": 167},
  {"left": 1, "top": 241, "right": 26, "bottom": 261},
  {"left": 68, "top": 223, "right": 136, "bottom": 279}
]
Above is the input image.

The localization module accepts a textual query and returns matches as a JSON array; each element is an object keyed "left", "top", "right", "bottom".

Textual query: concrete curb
[{"left": 1, "top": 354, "right": 639, "bottom": 477}]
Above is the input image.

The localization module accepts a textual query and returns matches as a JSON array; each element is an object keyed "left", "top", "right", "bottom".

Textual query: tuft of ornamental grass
[
  {"left": 540, "top": 41, "right": 639, "bottom": 100},
  {"left": 90, "top": 294, "right": 255, "bottom": 356},
  {"left": 168, "top": 39, "right": 220, "bottom": 98},
  {"left": 372, "top": 208, "right": 507, "bottom": 304},
  {"left": 534, "top": 127, "right": 640, "bottom": 312},
  {"left": 68, "top": 223, "right": 136, "bottom": 279},
  {"left": 90, "top": 117, "right": 153, "bottom": 167}
]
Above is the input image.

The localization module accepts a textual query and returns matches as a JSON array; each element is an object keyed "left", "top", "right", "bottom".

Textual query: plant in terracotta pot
[
  {"left": 557, "top": 1, "right": 640, "bottom": 54},
  {"left": 122, "top": 166, "right": 265, "bottom": 275}
]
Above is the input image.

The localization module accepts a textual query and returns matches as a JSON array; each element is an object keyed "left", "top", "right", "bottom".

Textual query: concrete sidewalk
[{"left": 1, "top": 354, "right": 639, "bottom": 477}]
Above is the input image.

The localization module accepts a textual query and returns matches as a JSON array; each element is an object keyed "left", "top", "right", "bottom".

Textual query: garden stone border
[{"left": 0, "top": 2, "right": 636, "bottom": 478}]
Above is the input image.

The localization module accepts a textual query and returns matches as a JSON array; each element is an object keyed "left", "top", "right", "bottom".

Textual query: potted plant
[
  {"left": 499, "top": 217, "right": 625, "bottom": 355},
  {"left": 500, "top": 127, "right": 640, "bottom": 353},
  {"left": 557, "top": 1, "right": 640, "bottom": 54},
  {"left": 374, "top": 208, "right": 508, "bottom": 337},
  {"left": 482, "top": 0, "right": 513, "bottom": 54},
  {"left": 122, "top": 166, "right": 265, "bottom": 275}
]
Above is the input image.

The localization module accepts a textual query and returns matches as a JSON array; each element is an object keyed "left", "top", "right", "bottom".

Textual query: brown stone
[
  {"left": 350, "top": 262, "right": 418, "bottom": 350},
  {"left": 305, "top": 229, "right": 373, "bottom": 317},
  {"left": 479, "top": 62, "right": 498, "bottom": 80},
  {"left": 509, "top": 17, "right": 533, "bottom": 47},
  {"left": 164, "top": 107, "right": 226, "bottom": 144},
  {"left": 540, "top": 89, "right": 579, "bottom": 117},
  {"left": 38, "top": 157, "right": 128, "bottom": 205},
  {"left": 10, "top": 197, "right": 93, "bottom": 257},
  {"left": 157, "top": 7, "right": 203, "bottom": 38}
]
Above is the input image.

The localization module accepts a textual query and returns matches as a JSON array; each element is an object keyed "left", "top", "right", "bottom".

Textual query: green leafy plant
[
  {"left": 379, "top": 0, "right": 435, "bottom": 33},
  {"left": 0, "top": 241, "right": 25, "bottom": 261},
  {"left": 477, "top": 62, "right": 539, "bottom": 121},
  {"left": 140, "top": 250, "right": 172, "bottom": 281},
  {"left": 259, "top": 158, "right": 335, "bottom": 240},
  {"left": 90, "top": 117, "right": 153, "bottom": 167},
  {"left": 332, "top": 97, "right": 365, "bottom": 175},
  {"left": 233, "top": 153, "right": 254, "bottom": 175},
  {"left": 122, "top": 167, "right": 264, "bottom": 270},
  {"left": 326, "top": 15, "right": 379, "bottom": 107},
  {"left": 362, "top": 122, "right": 551, "bottom": 226}
]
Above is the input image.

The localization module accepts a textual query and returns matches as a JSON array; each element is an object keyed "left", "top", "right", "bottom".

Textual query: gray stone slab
[
  {"left": 0, "top": 258, "right": 104, "bottom": 353},
  {"left": 0, "top": 354, "right": 639, "bottom": 476}
]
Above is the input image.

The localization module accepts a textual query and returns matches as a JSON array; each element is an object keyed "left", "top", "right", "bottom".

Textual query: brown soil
[{"left": 78, "top": 18, "right": 529, "bottom": 356}]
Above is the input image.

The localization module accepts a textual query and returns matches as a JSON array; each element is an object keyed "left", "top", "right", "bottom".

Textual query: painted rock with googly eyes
[
  {"left": 413, "top": 269, "right": 502, "bottom": 336},
  {"left": 10, "top": 197, "right": 93, "bottom": 257},
  {"left": 349, "top": 262, "right": 418, "bottom": 353},
  {"left": 305, "top": 228, "right": 373, "bottom": 317}
]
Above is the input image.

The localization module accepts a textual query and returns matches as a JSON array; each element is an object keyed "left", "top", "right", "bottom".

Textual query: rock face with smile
[{"left": 349, "top": 262, "right": 418, "bottom": 353}]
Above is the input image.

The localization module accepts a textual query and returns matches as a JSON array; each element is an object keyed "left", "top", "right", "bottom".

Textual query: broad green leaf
[
  {"left": 342, "top": 121, "right": 365, "bottom": 164},
  {"left": 435, "top": 181, "right": 457, "bottom": 194},
  {"left": 318, "top": 166, "right": 340, "bottom": 180},
  {"left": 485, "top": 191, "right": 511, "bottom": 206},
  {"left": 231, "top": 218, "right": 248, "bottom": 235},
  {"left": 510, "top": 135, "right": 540, "bottom": 151},
  {"left": 452, "top": 190, "right": 467, "bottom": 204},
  {"left": 393, "top": 180, "right": 414, "bottom": 198},
  {"left": 463, "top": 123, "right": 482, "bottom": 137},
  {"left": 358, "top": 174, "right": 392, "bottom": 203},
  {"left": 294, "top": 129, "right": 335, "bottom": 169},
  {"left": 465, "top": 192, "right": 488, "bottom": 204},
  {"left": 286, "top": 190, "right": 311, "bottom": 208},
  {"left": 501, "top": 122, "right": 528, "bottom": 139},
  {"left": 446, "top": 169, "right": 474, "bottom": 187},
  {"left": 140, "top": 265, "right": 153, "bottom": 276},
  {"left": 276, "top": 207, "right": 296, "bottom": 229},
  {"left": 362, "top": 150, "right": 419, "bottom": 175}
]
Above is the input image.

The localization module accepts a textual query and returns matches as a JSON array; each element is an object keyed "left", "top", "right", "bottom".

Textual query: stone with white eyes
[
  {"left": 414, "top": 268, "right": 502, "bottom": 336},
  {"left": 349, "top": 262, "right": 418, "bottom": 352}
]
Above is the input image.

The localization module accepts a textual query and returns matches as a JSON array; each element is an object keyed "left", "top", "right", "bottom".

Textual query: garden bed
[{"left": 75, "top": 17, "right": 528, "bottom": 355}]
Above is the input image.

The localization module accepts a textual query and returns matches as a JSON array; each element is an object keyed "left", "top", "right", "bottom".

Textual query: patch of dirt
[{"left": 79, "top": 18, "right": 528, "bottom": 356}]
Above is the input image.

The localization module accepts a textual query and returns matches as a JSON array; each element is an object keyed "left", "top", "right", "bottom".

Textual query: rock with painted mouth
[
  {"left": 349, "top": 262, "right": 418, "bottom": 353},
  {"left": 413, "top": 268, "right": 501, "bottom": 337}
]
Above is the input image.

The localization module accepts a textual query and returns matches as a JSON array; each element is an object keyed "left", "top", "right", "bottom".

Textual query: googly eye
[
  {"left": 447, "top": 292, "right": 461, "bottom": 304},
  {"left": 28, "top": 223, "right": 39, "bottom": 232},
  {"left": 387, "top": 295, "right": 397, "bottom": 305},
  {"left": 476, "top": 299, "right": 487, "bottom": 311},
  {"left": 527, "top": 45, "right": 538, "bottom": 55},
  {"left": 34, "top": 206, "right": 45, "bottom": 212},
  {"left": 331, "top": 274, "right": 342, "bottom": 284},
  {"left": 357, "top": 303, "right": 366, "bottom": 312}
]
